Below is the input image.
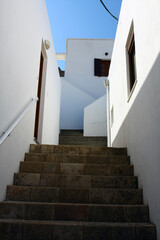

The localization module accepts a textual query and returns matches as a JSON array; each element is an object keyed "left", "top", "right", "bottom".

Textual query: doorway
[
  {"left": 34, "top": 52, "right": 44, "bottom": 140},
  {"left": 34, "top": 42, "right": 48, "bottom": 142}
]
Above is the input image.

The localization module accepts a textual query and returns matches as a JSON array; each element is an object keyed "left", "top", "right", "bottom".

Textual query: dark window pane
[
  {"left": 94, "top": 59, "right": 111, "bottom": 77},
  {"left": 94, "top": 58, "right": 101, "bottom": 76},
  {"left": 128, "top": 35, "right": 137, "bottom": 91},
  {"left": 101, "top": 60, "right": 110, "bottom": 76}
]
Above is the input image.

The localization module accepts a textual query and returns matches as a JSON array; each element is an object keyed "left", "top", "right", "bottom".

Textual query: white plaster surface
[
  {"left": 84, "top": 95, "right": 107, "bottom": 136},
  {"left": 65, "top": 39, "right": 114, "bottom": 99},
  {"left": 0, "top": 0, "right": 61, "bottom": 200},
  {"left": 109, "top": 0, "right": 160, "bottom": 238},
  {"left": 60, "top": 78, "right": 95, "bottom": 129},
  {"left": 60, "top": 39, "right": 114, "bottom": 130}
]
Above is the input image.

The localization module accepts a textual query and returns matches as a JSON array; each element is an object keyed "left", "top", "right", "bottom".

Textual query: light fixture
[
  {"left": 44, "top": 40, "right": 51, "bottom": 50},
  {"left": 105, "top": 52, "right": 108, "bottom": 56},
  {"left": 104, "top": 79, "right": 109, "bottom": 87}
]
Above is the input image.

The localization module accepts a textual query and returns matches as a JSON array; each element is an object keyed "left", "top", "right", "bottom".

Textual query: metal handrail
[{"left": 0, "top": 97, "right": 38, "bottom": 145}]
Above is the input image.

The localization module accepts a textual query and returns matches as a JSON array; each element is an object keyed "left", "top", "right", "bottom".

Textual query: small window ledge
[{"left": 127, "top": 80, "right": 137, "bottom": 102}]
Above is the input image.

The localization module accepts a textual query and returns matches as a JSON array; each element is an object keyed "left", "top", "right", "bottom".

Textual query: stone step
[
  {"left": 6, "top": 186, "right": 143, "bottom": 204},
  {"left": 14, "top": 173, "right": 138, "bottom": 189},
  {"left": 19, "top": 162, "right": 134, "bottom": 176},
  {"left": 59, "top": 142, "right": 107, "bottom": 146},
  {"left": 25, "top": 153, "right": 130, "bottom": 165},
  {"left": 0, "top": 201, "right": 149, "bottom": 222},
  {"left": 0, "top": 219, "right": 156, "bottom": 240},
  {"left": 30, "top": 144, "right": 127, "bottom": 156},
  {"left": 60, "top": 130, "right": 83, "bottom": 136},
  {"left": 59, "top": 136, "right": 107, "bottom": 146},
  {"left": 59, "top": 136, "right": 106, "bottom": 141}
]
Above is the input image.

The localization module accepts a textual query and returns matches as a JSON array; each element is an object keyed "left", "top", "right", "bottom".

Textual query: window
[
  {"left": 127, "top": 32, "right": 137, "bottom": 92},
  {"left": 94, "top": 59, "right": 110, "bottom": 77}
]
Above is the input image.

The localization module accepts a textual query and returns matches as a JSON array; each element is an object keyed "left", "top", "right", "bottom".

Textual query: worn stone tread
[
  {"left": 25, "top": 153, "right": 130, "bottom": 165},
  {"left": 14, "top": 173, "right": 138, "bottom": 189},
  {"left": 0, "top": 219, "right": 155, "bottom": 225},
  {"left": 6, "top": 186, "right": 143, "bottom": 204},
  {"left": 59, "top": 142, "right": 107, "bottom": 146},
  {"left": 0, "top": 201, "right": 149, "bottom": 222},
  {"left": 30, "top": 144, "right": 127, "bottom": 156},
  {"left": 59, "top": 136, "right": 106, "bottom": 140},
  {"left": 19, "top": 162, "right": 133, "bottom": 176},
  {"left": 60, "top": 130, "right": 83, "bottom": 136},
  {"left": 59, "top": 132, "right": 106, "bottom": 146},
  {"left": 0, "top": 220, "right": 156, "bottom": 240}
]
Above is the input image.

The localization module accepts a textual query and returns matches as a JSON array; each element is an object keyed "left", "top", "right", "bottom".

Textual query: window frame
[
  {"left": 128, "top": 33, "right": 137, "bottom": 91},
  {"left": 126, "top": 23, "right": 137, "bottom": 101}
]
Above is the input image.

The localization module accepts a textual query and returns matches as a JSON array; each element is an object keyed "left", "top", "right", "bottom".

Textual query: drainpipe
[{"left": 104, "top": 78, "right": 111, "bottom": 147}]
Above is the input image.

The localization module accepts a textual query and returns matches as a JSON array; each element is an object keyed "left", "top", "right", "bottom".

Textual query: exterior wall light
[
  {"left": 104, "top": 79, "right": 109, "bottom": 87},
  {"left": 44, "top": 40, "right": 51, "bottom": 50},
  {"left": 105, "top": 52, "right": 108, "bottom": 56}
]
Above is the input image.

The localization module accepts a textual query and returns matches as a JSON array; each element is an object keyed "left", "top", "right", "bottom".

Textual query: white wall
[
  {"left": 109, "top": 0, "right": 160, "bottom": 238},
  {"left": 60, "top": 78, "right": 95, "bottom": 129},
  {"left": 65, "top": 39, "right": 114, "bottom": 99},
  {"left": 60, "top": 39, "right": 113, "bottom": 130},
  {"left": 0, "top": 0, "right": 61, "bottom": 200},
  {"left": 84, "top": 95, "right": 107, "bottom": 136}
]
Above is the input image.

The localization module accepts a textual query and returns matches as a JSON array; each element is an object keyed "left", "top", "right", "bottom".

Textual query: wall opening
[
  {"left": 128, "top": 33, "right": 137, "bottom": 91},
  {"left": 94, "top": 58, "right": 111, "bottom": 77},
  {"left": 126, "top": 22, "right": 137, "bottom": 100},
  {"left": 34, "top": 41, "right": 48, "bottom": 143},
  {"left": 34, "top": 52, "right": 44, "bottom": 141}
]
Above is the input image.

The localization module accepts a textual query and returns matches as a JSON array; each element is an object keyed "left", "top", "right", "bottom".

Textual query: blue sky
[{"left": 46, "top": 0, "right": 122, "bottom": 69}]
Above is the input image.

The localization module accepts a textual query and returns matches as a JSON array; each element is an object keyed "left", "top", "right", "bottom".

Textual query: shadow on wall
[{"left": 112, "top": 53, "right": 160, "bottom": 239}]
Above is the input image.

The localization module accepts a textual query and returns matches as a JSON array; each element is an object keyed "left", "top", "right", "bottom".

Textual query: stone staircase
[
  {"left": 0, "top": 131, "right": 156, "bottom": 239},
  {"left": 59, "top": 130, "right": 107, "bottom": 146}
]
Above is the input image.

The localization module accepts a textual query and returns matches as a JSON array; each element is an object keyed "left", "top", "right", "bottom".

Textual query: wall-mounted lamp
[
  {"left": 44, "top": 40, "right": 51, "bottom": 50},
  {"left": 105, "top": 52, "right": 108, "bottom": 56},
  {"left": 104, "top": 79, "right": 109, "bottom": 87}
]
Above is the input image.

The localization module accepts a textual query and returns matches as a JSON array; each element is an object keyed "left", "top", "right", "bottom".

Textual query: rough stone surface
[
  {"left": 0, "top": 202, "right": 149, "bottom": 223},
  {"left": 40, "top": 174, "right": 66, "bottom": 188},
  {"left": 66, "top": 175, "right": 91, "bottom": 188},
  {"left": 54, "top": 204, "right": 88, "bottom": 221},
  {"left": 20, "top": 162, "right": 44, "bottom": 173},
  {"left": 30, "top": 187, "right": 59, "bottom": 203},
  {"left": 59, "top": 188, "right": 89, "bottom": 203},
  {"left": 52, "top": 221, "right": 83, "bottom": 240},
  {"left": 30, "top": 144, "right": 127, "bottom": 156},
  {"left": 23, "top": 221, "right": 52, "bottom": 240},
  {"left": 22, "top": 203, "right": 54, "bottom": 221},
  {"left": 14, "top": 173, "right": 40, "bottom": 186},
  {"left": 43, "top": 163, "right": 60, "bottom": 174},
  {"left": 25, "top": 153, "right": 46, "bottom": 162},
  {"left": 60, "top": 163, "right": 84, "bottom": 175},
  {"left": 91, "top": 176, "right": 138, "bottom": 189},
  {"left": 0, "top": 221, "right": 22, "bottom": 240},
  {"left": 0, "top": 202, "right": 22, "bottom": 220}
]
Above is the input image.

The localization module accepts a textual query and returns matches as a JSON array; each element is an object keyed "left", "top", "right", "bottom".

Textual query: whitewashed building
[
  {"left": 0, "top": 0, "right": 61, "bottom": 200},
  {"left": 109, "top": 0, "right": 160, "bottom": 238},
  {"left": 59, "top": 38, "right": 114, "bottom": 136}
]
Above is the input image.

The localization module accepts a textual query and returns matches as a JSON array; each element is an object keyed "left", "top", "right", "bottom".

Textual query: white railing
[{"left": 0, "top": 97, "right": 38, "bottom": 145}]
